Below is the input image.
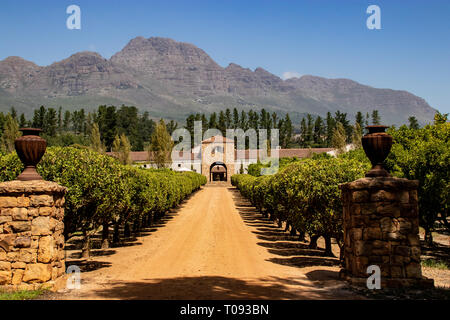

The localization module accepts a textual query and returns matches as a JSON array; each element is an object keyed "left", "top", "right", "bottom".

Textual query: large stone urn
[
  {"left": 14, "top": 128, "right": 47, "bottom": 181},
  {"left": 361, "top": 125, "right": 392, "bottom": 177}
]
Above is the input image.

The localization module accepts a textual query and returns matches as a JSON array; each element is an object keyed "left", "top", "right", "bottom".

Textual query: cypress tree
[
  {"left": 1, "top": 114, "right": 20, "bottom": 153},
  {"left": 90, "top": 123, "right": 104, "bottom": 153},
  {"left": 326, "top": 112, "right": 334, "bottom": 147},
  {"left": 371, "top": 110, "right": 381, "bottom": 125},
  {"left": 332, "top": 122, "right": 346, "bottom": 154},
  {"left": 150, "top": 119, "right": 174, "bottom": 168}
]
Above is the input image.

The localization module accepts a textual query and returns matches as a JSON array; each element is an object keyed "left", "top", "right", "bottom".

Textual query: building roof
[
  {"left": 202, "top": 135, "right": 234, "bottom": 144},
  {"left": 108, "top": 147, "right": 334, "bottom": 163},
  {"left": 107, "top": 151, "right": 198, "bottom": 162},
  {"left": 233, "top": 148, "right": 334, "bottom": 160}
]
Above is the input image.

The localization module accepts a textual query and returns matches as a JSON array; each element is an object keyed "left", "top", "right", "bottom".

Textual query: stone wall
[
  {"left": 0, "top": 180, "right": 67, "bottom": 291},
  {"left": 339, "top": 177, "right": 433, "bottom": 288}
]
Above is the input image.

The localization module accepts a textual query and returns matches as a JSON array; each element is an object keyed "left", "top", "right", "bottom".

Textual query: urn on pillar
[
  {"left": 14, "top": 128, "right": 47, "bottom": 181},
  {"left": 361, "top": 125, "right": 392, "bottom": 177}
]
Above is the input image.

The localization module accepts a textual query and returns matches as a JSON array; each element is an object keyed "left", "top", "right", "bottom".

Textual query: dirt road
[{"left": 56, "top": 185, "right": 362, "bottom": 300}]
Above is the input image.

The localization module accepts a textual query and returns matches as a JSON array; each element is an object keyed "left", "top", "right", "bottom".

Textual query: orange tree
[
  {"left": 0, "top": 146, "right": 207, "bottom": 256},
  {"left": 232, "top": 157, "right": 368, "bottom": 256}
]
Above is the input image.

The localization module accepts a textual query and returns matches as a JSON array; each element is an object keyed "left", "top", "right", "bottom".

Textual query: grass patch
[
  {"left": 349, "top": 285, "right": 450, "bottom": 300},
  {"left": 422, "top": 259, "right": 449, "bottom": 270},
  {"left": 0, "top": 288, "right": 46, "bottom": 300}
]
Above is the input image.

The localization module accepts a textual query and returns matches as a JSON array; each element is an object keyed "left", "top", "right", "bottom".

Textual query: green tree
[
  {"left": 218, "top": 111, "right": 226, "bottom": 133},
  {"left": 259, "top": 109, "right": 271, "bottom": 131},
  {"left": 233, "top": 108, "right": 239, "bottom": 129},
  {"left": 434, "top": 111, "right": 448, "bottom": 125},
  {"left": 32, "top": 106, "right": 46, "bottom": 129},
  {"left": 10, "top": 107, "right": 17, "bottom": 120},
  {"left": 116, "top": 105, "right": 139, "bottom": 148},
  {"left": 58, "top": 107, "right": 63, "bottom": 132},
  {"left": 97, "top": 106, "right": 117, "bottom": 150},
  {"left": 326, "top": 112, "right": 335, "bottom": 147},
  {"left": 386, "top": 123, "right": 450, "bottom": 245},
  {"left": 111, "top": 134, "right": 131, "bottom": 165},
  {"left": 271, "top": 112, "right": 278, "bottom": 129},
  {"left": 334, "top": 111, "right": 351, "bottom": 142},
  {"left": 355, "top": 111, "right": 365, "bottom": 133},
  {"left": 166, "top": 120, "right": 178, "bottom": 135},
  {"left": 332, "top": 122, "right": 346, "bottom": 154},
  {"left": 300, "top": 117, "right": 307, "bottom": 147},
  {"left": 282, "top": 114, "right": 293, "bottom": 148},
  {"left": 371, "top": 110, "right": 381, "bottom": 125},
  {"left": 44, "top": 107, "right": 58, "bottom": 137},
  {"left": 150, "top": 119, "right": 174, "bottom": 168},
  {"left": 72, "top": 109, "right": 86, "bottom": 135},
  {"left": 225, "top": 108, "right": 232, "bottom": 129},
  {"left": 201, "top": 114, "right": 208, "bottom": 134},
  {"left": 1, "top": 114, "right": 20, "bottom": 153},
  {"left": 306, "top": 114, "right": 314, "bottom": 146},
  {"left": 313, "top": 116, "right": 324, "bottom": 145},
  {"left": 120, "top": 134, "right": 132, "bottom": 165},
  {"left": 63, "top": 110, "right": 71, "bottom": 131},
  {"left": 112, "top": 135, "right": 121, "bottom": 156},
  {"left": 209, "top": 112, "right": 218, "bottom": 129},
  {"left": 240, "top": 110, "right": 248, "bottom": 131},
  {"left": 408, "top": 116, "right": 420, "bottom": 129},
  {"left": 351, "top": 123, "right": 363, "bottom": 148},
  {"left": 90, "top": 123, "right": 104, "bottom": 153},
  {"left": 19, "top": 113, "right": 27, "bottom": 128}
]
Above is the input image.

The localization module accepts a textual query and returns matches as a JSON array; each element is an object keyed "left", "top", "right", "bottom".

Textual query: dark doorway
[{"left": 210, "top": 162, "right": 227, "bottom": 182}]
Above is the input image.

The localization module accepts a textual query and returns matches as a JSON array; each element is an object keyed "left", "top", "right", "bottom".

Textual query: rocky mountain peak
[{"left": 0, "top": 36, "right": 437, "bottom": 125}]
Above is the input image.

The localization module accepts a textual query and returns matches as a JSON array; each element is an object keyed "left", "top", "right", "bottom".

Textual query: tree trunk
[
  {"left": 324, "top": 235, "right": 335, "bottom": 257},
  {"left": 112, "top": 223, "right": 120, "bottom": 245},
  {"left": 277, "top": 219, "right": 283, "bottom": 228},
  {"left": 124, "top": 222, "right": 131, "bottom": 238},
  {"left": 424, "top": 228, "right": 434, "bottom": 247},
  {"left": 133, "top": 219, "right": 141, "bottom": 236},
  {"left": 269, "top": 212, "right": 275, "bottom": 221},
  {"left": 440, "top": 212, "right": 449, "bottom": 231},
  {"left": 141, "top": 216, "right": 147, "bottom": 228},
  {"left": 150, "top": 213, "right": 155, "bottom": 225},
  {"left": 290, "top": 227, "right": 297, "bottom": 236},
  {"left": 309, "top": 234, "right": 319, "bottom": 249},
  {"left": 338, "top": 243, "right": 345, "bottom": 265},
  {"left": 81, "top": 232, "right": 91, "bottom": 259},
  {"left": 298, "top": 231, "right": 306, "bottom": 242},
  {"left": 101, "top": 222, "right": 109, "bottom": 249},
  {"left": 284, "top": 221, "right": 290, "bottom": 232}
]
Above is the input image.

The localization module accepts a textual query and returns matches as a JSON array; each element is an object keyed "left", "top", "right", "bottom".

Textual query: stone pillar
[
  {"left": 226, "top": 163, "right": 234, "bottom": 183},
  {"left": 201, "top": 164, "right": 210, "bottom": 182},
  {"left": 339, "top": 177, "right": 433, "bottom": 288},
  {"left": 0, "top": 180, "right": 67, "bottom": 291}
]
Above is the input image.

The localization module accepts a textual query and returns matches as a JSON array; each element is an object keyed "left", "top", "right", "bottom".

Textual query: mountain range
[{"left": 0, "top": 36, "right": 437, "bottom": 125}]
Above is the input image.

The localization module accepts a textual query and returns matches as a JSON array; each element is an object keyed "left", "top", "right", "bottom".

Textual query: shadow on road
[
  {"left": 229, "top": 187, "right": 340, "bottom": 269},
  {"left": 74, "top": 275, "right": 348, "bottom": 300},
  {"left": 63, "top": 189, "right": 202, "bottom": 273}
]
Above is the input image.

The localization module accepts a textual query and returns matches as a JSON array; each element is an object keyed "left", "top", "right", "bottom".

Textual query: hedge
[
  {"left": 232, "top": 157, "right": 368, "bottom": 256},
  {"left": 0, "top": 146, "right": 207, "bottom": 253}
]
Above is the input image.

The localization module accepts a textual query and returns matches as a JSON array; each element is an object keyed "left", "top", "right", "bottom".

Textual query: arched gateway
[
  {"left": 210, "top": 162, "right": 227, "bottom": 182},
  {"left": 201, "top": 135, "right": 234, "bottom": 183}
]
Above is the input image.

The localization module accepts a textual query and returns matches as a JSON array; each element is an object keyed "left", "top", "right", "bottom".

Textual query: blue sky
[{"left": 1, "top": 0, "right": 449, "bottom": 113}]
